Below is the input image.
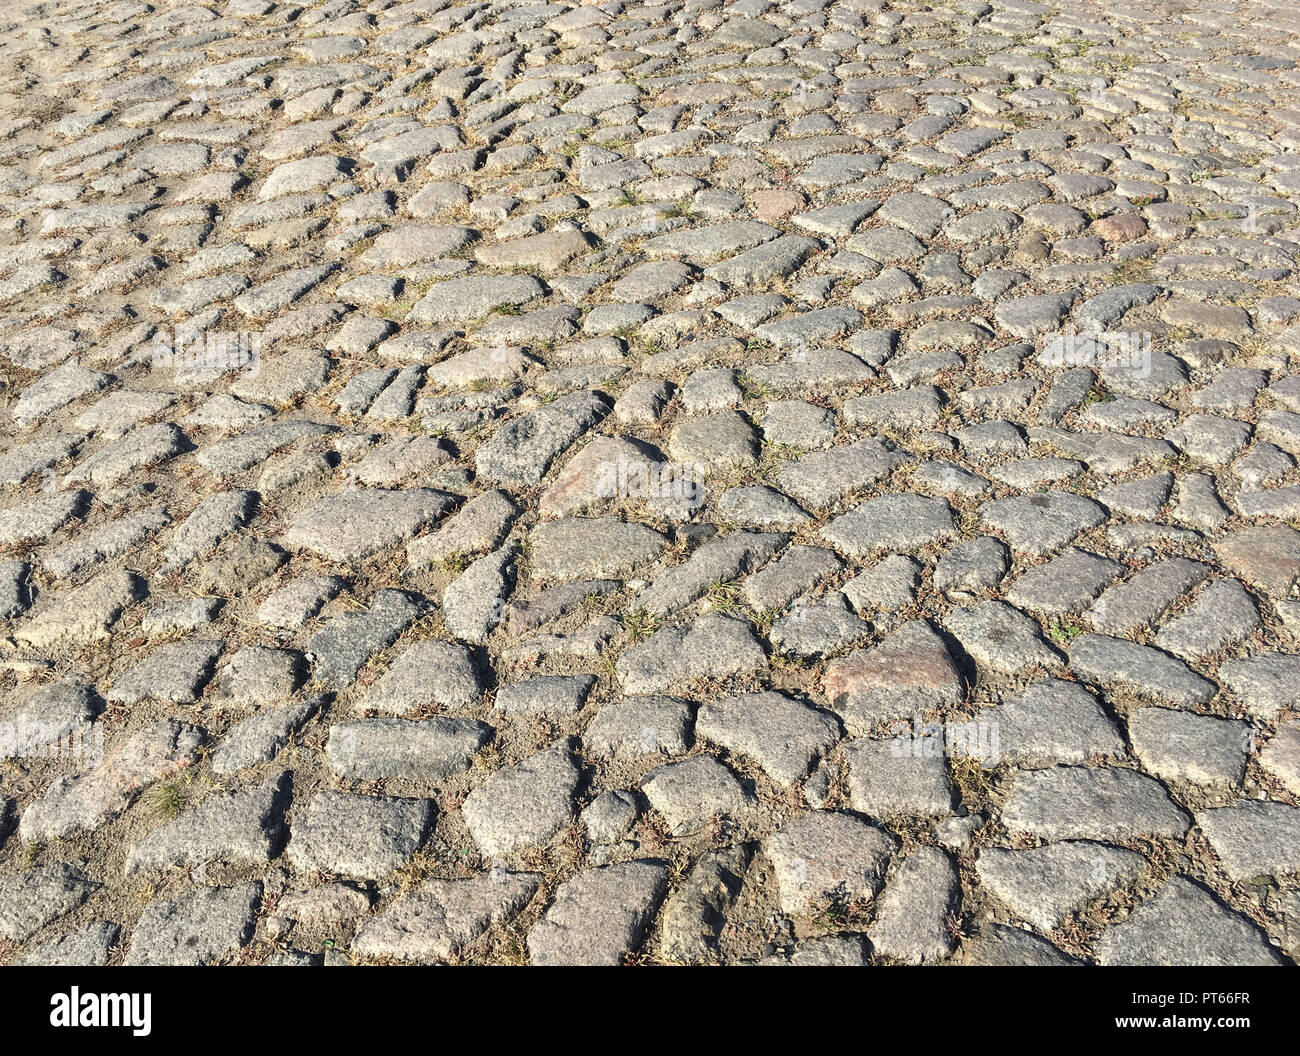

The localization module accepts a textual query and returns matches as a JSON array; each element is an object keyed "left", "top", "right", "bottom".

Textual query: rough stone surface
[
  {"left": 870, "top": 847, "right": 959, "bottom": 965},
  {"left": 976, "top": 842, "right": 1147, "bottom": 932},
  {"left": 1095, "top": 879, "right": 1282, "bottom": 966},
  {"left": 19, "top": 721, "right": 206, "bottom": 841},
  {"left": 659, "top": 845, "right": 752, "bottom": 964},
  {"left": 352, "top": 872, "right": 540, "bottom": 963},
  {"left": 461, "top": 745, "right": 581, "bottom": 857},
  {"left": 823, "top": 621, "right": 963, "bottom": 734},
  {"left": 527, "top": 861, "right": 669, "bottom": 966},
  {"left": 2, "top": 0, "right": 1296, "bottom": 968},
  {"left": 0, "top": 864, "right": 98, "bottom": 942},
  {"left": 124, "top": 883, "right": 263, "bottom": 966},
  {"left": 642, "top": 755, "right": 756, "bottom": 836},
  {"left": 1197, "top": 803, "right": 1300, "bottom": 880},
  {"left": 764, "top": 812, "right": 896, "bottom": 916},
  {"left": 287, "top": 792, "right": 434, "bottom": 879},
  {"left": 1003, "top": 767, "right": 1190, "bottom": 842},
  {"left": 696, "top": 691, "right": 839, "bottom": 785}
]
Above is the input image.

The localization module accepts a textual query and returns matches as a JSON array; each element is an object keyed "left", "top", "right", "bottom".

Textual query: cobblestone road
[{"left": 1, "top": 0, "right": 1299, "bottom": 965}]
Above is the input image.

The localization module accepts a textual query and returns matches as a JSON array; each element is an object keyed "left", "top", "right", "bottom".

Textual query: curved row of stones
[{"left": 1, "top": 0, "right": 1299, "bottom": 965}]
